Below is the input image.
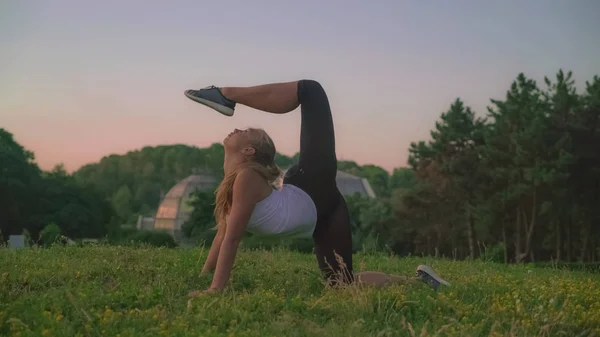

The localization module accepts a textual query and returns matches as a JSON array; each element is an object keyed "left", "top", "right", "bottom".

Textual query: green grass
[{"left": 1, "top": 246, "right": 599, "bottom": 337}]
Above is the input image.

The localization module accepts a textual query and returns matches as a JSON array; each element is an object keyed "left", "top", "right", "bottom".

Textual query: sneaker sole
[
  {"left": 417, "top": 265, "right": 450, "bottom": 286},
  {"left": 184, "top": 91, "right": 234, "bottom": 116}
]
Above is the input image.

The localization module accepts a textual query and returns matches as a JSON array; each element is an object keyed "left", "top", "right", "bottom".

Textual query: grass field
[{"left": 1, "top": 246, "right": 599, "bottom": 337}]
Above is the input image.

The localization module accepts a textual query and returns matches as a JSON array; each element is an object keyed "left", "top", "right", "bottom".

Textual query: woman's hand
[{"left": 187, "top": 288, "right": 221, "bottom": 297}]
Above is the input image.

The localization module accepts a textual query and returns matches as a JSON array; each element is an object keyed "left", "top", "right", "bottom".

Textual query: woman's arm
[
  {"left": 201, "top": 226, "right": 225, "bottom": 274},
  {"left": 209, "top": 168, "right": 264, "bottom": 291}
]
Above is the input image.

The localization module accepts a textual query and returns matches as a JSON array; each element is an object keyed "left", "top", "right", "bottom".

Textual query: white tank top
[{"left": 240, "top": 184, "right": 317, "bottom": 239}]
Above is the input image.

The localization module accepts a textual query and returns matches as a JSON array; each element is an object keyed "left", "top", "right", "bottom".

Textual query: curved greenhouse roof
[
  {"left": 154, "top": 174, "right": 218, "bottom": 236},
  {"left": 334, "top": 171, "right": 377, "bottom": 198}
]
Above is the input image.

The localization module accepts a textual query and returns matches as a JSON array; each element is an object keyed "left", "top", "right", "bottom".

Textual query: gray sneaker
[
  {"left": 184, "top": 86, "right": 236, "bottom": 116},
  {"left": 416, "top": 265, "right": 450, "bottom": 291}
]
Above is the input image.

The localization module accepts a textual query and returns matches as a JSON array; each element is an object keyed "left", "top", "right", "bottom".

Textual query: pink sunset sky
[{"left": 3, "top": 1, "right": 599, "bottom": 173}]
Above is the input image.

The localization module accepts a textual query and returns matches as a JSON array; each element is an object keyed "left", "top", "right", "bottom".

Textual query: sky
[{"left": 2, "top": 0, "right": 599, "bottom": 173}]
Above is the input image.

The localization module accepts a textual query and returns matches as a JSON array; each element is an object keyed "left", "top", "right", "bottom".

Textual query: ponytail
[
  {"left": 265, "top": 163, "right": 282, "bottom": 188},
  {"left": 213, "top": 168, "right": 238, "bottom": 230}
]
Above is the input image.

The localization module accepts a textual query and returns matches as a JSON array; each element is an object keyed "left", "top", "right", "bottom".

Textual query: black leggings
[{"left": 283, "top": 79, "right": 354, "bottom": 284}]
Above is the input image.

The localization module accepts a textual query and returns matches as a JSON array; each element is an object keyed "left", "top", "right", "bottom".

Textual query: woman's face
[{"left": 223, "top": 128, "right": 257, "bottom": 155}]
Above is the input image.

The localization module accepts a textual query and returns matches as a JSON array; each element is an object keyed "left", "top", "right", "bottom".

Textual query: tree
[
  {"left": 359, "top": 165, "right": 390, "bottom": 198},
  {"left": 404, "top": 99, "right": 487, "bottom": 259},
  {"left": 562, "top": 74, "right": 600, "bottom": 262},
  {"left": 483, "top": 73, "right": 554, "bottom": 263},
  {"left": 429, "top": 98, "right": 487, "bottom": 259},
  {"left": 536, "top": 70, "right": 580, "bottom": 262},
  {"left": 389, "top": 168, "right": 416, "bottom": 191},
  {"left": 0, "top": 129, "right": 42, "bottom": 238},
  {"left": 181, "top": 189, "right": 217, "bottom": 242},
  {"left": 30, "top": 164, "right": 117, "bottom": 240},
  {"left": 111, "top": 185, "right": 134, "bottom": 222},
  {"left": 345, "top": 194, "right": 393, "bottom": 251}
]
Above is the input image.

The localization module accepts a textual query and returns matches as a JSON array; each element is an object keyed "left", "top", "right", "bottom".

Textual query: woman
[{"left": 184, "top": 79, "right": 449, "bottom": 296}]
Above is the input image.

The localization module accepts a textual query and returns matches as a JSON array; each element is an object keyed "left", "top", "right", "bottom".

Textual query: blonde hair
[{"left": 213, "top": 128, "right": 281, "bottom": 229}]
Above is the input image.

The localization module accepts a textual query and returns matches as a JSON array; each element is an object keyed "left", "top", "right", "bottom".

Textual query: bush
[
  {"left": 480, "top": 243, "right": 506, "bottom": 263},
  {"left": 113, "top": 227, "right": 139, "bottom": 243},
  {"left": 39, "top": 223, "right": 65, "bottom": 247},
  {"left": 127, "top": 230, "right": 177, "bottom": 248},
  {"left": 186, "top": 228, "right": 217, "bottom": 247}
]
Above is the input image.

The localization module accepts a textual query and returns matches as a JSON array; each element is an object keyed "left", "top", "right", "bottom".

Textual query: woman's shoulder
[{"left": 233, "top": 167, "right": 272, "bottom": 200}]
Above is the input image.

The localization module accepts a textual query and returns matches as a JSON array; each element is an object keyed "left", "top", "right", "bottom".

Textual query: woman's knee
[{"left": 298, "top": 79, "right": 327, "bottom": 103}]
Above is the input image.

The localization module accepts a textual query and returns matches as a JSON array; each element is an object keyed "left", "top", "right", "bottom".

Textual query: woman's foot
[
  {"left": 184, "top": 86, "right": 236, "bottom": 116},
  {"left": 416, "top": 265, "right": 450, "bottom": 291}
]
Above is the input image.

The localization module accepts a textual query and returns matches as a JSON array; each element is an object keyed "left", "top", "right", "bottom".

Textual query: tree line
[
  {"left": 2, "top": 69, "right": 598, "bottom": 264},
  {"left": 395, "top": 70, "right": 600, "bottom": 263},
  {"left": 0, "top": 130, "right": 114, "bottom": 243},
  {"left": 0, "top": 125, "right": 413, "bottom": 246}
]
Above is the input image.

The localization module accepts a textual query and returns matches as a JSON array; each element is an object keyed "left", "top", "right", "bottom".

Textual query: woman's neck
[{"left": 223, "top": 155, "right": 246, "bottom": 175}]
